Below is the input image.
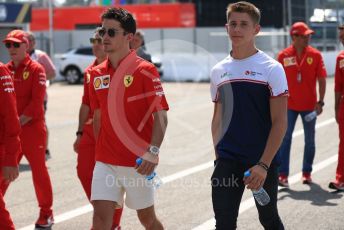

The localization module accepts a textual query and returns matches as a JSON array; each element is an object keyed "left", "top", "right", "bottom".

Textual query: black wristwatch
[
  {"left": 76, "top": 131, "right": 83, "bottom": 136},
  {"left": 317, "top": 101, "right": 325, "bottom": 107}
]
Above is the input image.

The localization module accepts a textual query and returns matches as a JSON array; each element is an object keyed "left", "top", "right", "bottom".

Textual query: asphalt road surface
[{"left": 5, "top": 78, "right": 344, "bottom": 230}]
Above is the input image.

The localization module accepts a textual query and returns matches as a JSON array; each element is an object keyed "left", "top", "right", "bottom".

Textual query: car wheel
[{"left": 65, "top": 66, "right": 81, "bottom": 84}]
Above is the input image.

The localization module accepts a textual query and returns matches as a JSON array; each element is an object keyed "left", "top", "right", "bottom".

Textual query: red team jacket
[
  {"left": 0, "top": 63, "right": 21, "bottom": 167},
  {"left": 335, "top": 51, "right": 344, "bottom": 95},
  {"left": 5, "top": 55, "right": 46, "bottom": 122}
]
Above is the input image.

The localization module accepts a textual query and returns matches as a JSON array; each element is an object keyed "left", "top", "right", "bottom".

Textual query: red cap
[
  {"left": 2, "top": 30, "right": 29, "bottom": 45},
  {"left": 290, "top": 22, "right": 314, "bottom": 36}
]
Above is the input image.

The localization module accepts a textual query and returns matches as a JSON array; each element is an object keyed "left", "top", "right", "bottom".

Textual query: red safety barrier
[{"left": 31, "top": 3, "right": 195, "bottom": 31}]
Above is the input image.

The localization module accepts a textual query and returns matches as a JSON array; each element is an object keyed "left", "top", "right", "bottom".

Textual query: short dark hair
[
  {"left": 226, "top": 1, "right": 261, "bottom": 25},
  {"left": 101, "top": 8, "right": 136, "bottom": 34},
  {"left": 25, "top": 31, "right": 35, "bottom": 42}
]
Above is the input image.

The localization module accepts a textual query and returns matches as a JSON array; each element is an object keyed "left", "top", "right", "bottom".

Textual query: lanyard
[{"left": 294, "top": 46, "right": 308, "bottom": 83}]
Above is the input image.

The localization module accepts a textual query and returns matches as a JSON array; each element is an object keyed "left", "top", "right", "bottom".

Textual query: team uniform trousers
[{"left": 336, "top": 99, "right": 344, "bottom": 183}]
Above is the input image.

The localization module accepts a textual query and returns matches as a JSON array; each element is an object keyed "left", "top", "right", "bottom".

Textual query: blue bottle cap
[
  {"left": 244, "top": 170, "right": 251, "bottom": 177},
  {"left": 136, "top": 158, "right": 143, "bottom": 165}
]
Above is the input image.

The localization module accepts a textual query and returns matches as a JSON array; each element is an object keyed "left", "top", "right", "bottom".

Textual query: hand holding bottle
[
  {"left": 243, "top": 165, "right": 267, "bottom": 190},
  {"left": 136, "top": 158, "right": 163, "bottom": 190},
  {"left": 315, "top": 102, "right": 323, "bottom": 115},
  {"left": 244, "top": 170, "right": 270, "bottom": 206},
  {"left": 135, "top": 153, "right": 158, "bottom": 176},
  {"left": 304, "top": 110, "right": 318, "bottom": 122}
]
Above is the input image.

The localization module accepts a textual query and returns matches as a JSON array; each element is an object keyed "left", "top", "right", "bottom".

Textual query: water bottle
[
  {"left": 244, "top": 170, "right": 270, "bottom": 206},
  {"left": 136, "top": 158, "right": 163, "bottom": 190},
  {"left": 304, "top": 111, "right": 317, "bottom": 122}
]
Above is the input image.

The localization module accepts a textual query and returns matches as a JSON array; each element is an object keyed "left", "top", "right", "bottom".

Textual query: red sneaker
[
  {"left": 35, "top": 213, "right": 54, "bottom": 229},
  {"left": 302, "top": 173, "right": 312, "bottom": 184},
  {"left": 278, "top": 175, "right": 289, "bottom": 187},
  {"left": 329, "top": 181, "right": 344, "bottom": 191}
]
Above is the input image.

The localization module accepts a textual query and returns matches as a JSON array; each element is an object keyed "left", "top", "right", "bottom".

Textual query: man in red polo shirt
[
  {"left": 89, "top": 8, "right": 169, "bottom": 230},
  {"left": 73, "top": 28, "right": 123, "bottom": 229},
  {"left": 2, "top": 29, "right": 54, "bottom": 229},
  {"left": 0, "top": 63, "right": 21, "bottom": 230},
  {"left": 329, "top": 24, "right": 344, "bottom": 191},
  {"left": 277, "top": 22, "right": 327, "bottom": 187}
]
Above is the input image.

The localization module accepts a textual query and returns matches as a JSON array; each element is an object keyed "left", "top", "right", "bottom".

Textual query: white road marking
[
  {"left": 18, "top": 118, "right": 336, "bottom": 230},
  {"left": 19, "top": 204, "right": 93, "bottom": 230}
]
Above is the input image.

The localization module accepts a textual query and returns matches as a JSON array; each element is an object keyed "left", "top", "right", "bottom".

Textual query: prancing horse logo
[{"left": 124, "top": 75, "right": 134, "bottom": 87}]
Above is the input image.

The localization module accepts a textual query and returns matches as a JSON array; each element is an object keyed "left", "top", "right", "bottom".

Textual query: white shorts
[{"left": 91, "top": 161, "right": 155, "bottom": 210}]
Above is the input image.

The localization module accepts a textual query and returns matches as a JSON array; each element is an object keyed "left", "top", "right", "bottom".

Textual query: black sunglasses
[
  {"left": 98, "top": 27, "right": 127, "bottom": 38},
  {"left": 5, "top": 42, "right": 21, "bottom": 48},
  {"left": 90, "top": 38, "right": 102, "bottom": 44}
]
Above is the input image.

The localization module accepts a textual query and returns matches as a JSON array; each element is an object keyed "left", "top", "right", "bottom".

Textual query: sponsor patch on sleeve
[
  {"left": 0, "top": 75, "right": 12, "bottom": 80},
  {"left": 4, "top": 87, "right": 15, "bottom": 93},
  {"left": 1, "top": 75, "right": 15, "bottom": 93},
  {"left": 38, "top": 72, "right": 46, "bottom": 86}
]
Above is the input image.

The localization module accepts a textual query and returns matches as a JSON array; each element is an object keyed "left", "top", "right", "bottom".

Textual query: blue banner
[{"left": 0, "top": 3, "right": 31, "bottom": 23}]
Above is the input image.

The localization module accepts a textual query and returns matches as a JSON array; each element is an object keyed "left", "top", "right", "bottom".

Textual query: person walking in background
[
  {"left": 89, "top": 8, "right": 168, "bottom": 230},
  {"left": 0, "top": 62, "right": 21, "bottom": 230},
  {"left": 329, "top": 24, "right": 344, "bottom": 191},
  {"left": 277, "top": 22, "right": 327, "bottom": 187},
  {"left": 210, "top": 2, "right": 287, "bottom": 229},
  {"left": 130, "top": 30, "right": 152, "bottom": 62},
  {"left": 26, "top": 31, "right": 56, "bottom": 160},
  {"left": 2, "top": 29, "right": 54, "bottom": 229},
  {"left": 73, "top": 27, "right": 123, "bottom": 229}
]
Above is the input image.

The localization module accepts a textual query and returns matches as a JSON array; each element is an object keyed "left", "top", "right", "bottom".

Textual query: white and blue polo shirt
[{"left": 210, "top": 50, "right": 288, "bottom": 165}]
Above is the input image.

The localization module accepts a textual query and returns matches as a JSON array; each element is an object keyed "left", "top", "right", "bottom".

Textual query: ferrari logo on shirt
[
  {"left": 307, "top": 57, "right": 313, "bottom": 65},
  {"left": 340, "top": 59, "right": 344, "bottom": 69},
  {"left": 283, "top": 57, "right": 296, "bottom": 67},
  {"left": 124, "top": 75, "right": 134, "bottom": 87},
  {"left": 23, "top": 71, "right": 30, "bottom": 80},
  {"left": 86, "top": 73, "right": 90, "bottom": 83}
]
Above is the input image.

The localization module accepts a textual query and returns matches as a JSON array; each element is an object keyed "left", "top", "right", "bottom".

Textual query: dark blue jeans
[
  {"left": 211, "top": 158, "right": 284, "bottom": 230},
  {"left": 278, "top": 109, "right": 316, "bottom": 176}
]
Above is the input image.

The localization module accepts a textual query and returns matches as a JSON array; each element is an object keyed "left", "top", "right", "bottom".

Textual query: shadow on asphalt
[{"left": 278, "top": 183, "right": 343, "bottom": 206}]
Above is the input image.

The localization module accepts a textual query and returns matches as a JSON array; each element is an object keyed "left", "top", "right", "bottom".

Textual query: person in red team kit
[
  {"left": 73, "top": 28, "right": 123, "bottom": 229},
  {"left": 329, "top": 24, "right": 344, "bottom": 191},
  {"left": 2, "top": 29, "right": 54, "bottom": 229},
  {"left": 26, "top": 31, "right": 56, "bottom": 160},
  {"left": 89, "top": 8, "right": 169, "bottom": 230},
  {"left": 0, "top": 63, "right": 21, "bottom": 230},
  {"left": 277, "top": 22, "right": 327, "bottom": 187}
]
